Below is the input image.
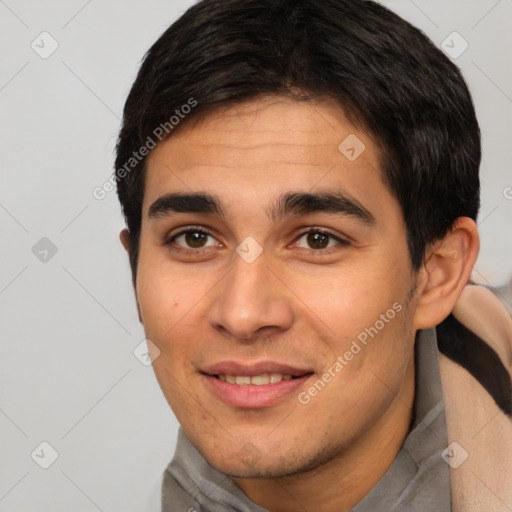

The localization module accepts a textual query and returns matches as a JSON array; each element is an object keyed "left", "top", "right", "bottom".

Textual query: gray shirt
[{"left": 162, "top": 327, "right": 451, "bottom": 511}]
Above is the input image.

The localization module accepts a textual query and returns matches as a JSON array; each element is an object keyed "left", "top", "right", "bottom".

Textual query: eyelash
[
  {"left": 162, "top": 226, "right": 219, "bottom": 256},
  {"left": 293, "top": 228, "right": 350, "bottom": 253},
  {"left": 163, "top": 226, "right": 350, "bottom": 255}
]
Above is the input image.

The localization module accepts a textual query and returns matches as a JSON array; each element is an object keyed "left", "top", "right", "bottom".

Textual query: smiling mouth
[
  {"left": 203, "top": 368, "right": 314, "bottom": 408},
  {"left": 215, "top": 373, "right": 303, "bottom": 385}
]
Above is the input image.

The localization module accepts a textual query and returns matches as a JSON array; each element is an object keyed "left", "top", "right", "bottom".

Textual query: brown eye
[
  {"left": 185, "top": 231, "right": 209, "bottom": 248},
  {"left": 295, "top": 230, "right": 346, "bottom": 251},
  {"left": 306, "top": 232, "right": 329, "bottom": 249},
  {"left": 170, "top": 229, "right": 218, "bottom": 250}
]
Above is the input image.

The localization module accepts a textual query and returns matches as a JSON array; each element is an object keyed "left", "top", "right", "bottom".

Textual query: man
[{"left": 115, "top": 0, "right": 512, "bottom": 510}]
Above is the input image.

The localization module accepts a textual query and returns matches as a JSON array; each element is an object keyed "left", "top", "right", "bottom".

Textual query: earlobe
[
  {"left": 413, "top": 217, "right": 480, "bottom": 330},
  {"left": 120, "top": 229, "right": 130, "bottom": 252}
]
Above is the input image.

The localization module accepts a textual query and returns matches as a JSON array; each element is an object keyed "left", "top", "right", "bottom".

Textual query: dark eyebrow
[
  {"left": 148, "top": 193, "right": 224, "bottom": 219},
  {"left": 148, "top": 190, "right": 375, "bottom": 225},
  {"left": 268, "top": 191, "right": 376, "bottom": 224}
]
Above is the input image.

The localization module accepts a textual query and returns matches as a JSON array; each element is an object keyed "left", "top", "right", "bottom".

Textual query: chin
[
  {"left": 211, "top": 460, "right": 292, "bottom": 480},
  {"left": 202, "top": 441, "right": 329, "bottom": 480},
  {"left": 198, "top": 442, "right": 285, "bottom": 478}
]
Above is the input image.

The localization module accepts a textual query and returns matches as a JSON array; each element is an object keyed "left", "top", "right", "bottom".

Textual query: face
[{"left": 135, "top": 96, "right": 420, "bottom": 479}]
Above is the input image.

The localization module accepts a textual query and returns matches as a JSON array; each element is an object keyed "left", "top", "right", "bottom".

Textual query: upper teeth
[{"left": 218, "top": 374, "right": 293, "bottom": 385}]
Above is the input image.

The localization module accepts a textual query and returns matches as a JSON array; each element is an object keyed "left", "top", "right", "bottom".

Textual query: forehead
[{"left": 143, "top": 96, "right": 398, "bottom": 222}]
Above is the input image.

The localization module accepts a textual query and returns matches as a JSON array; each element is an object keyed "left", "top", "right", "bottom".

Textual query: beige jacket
[{"left": 441, "top": 286, "right": 512, "bottom": 511}]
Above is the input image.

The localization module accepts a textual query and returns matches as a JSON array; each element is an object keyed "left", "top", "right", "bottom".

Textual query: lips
[
  {"left": 203, "top": 360, "right": 312, "bottom": 378},
  {"left": 201, "top": 361, "right": 314, "bottom": 408},
  {"left": 219, "top": 373, "right": 293, "bottom": 385}
]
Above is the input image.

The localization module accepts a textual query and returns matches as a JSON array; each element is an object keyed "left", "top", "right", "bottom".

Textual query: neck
[{"left": 233, "top": 359, "right": 415, "bottom": 512}]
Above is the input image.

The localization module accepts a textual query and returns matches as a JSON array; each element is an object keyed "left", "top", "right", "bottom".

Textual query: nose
[{"left": 206, "top": 251, "right": 294, "bottom": 341}]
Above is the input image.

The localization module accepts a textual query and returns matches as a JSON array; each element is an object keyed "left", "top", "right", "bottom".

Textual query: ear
[
  {"left": 119, "top": 228, "right": 143, "bottom": 323},
  {"left": 119, "top": 228, "right": 130, "bottom": 252},
  {"left": 413, "top": 217, "right": 480, "bottom": 330}
]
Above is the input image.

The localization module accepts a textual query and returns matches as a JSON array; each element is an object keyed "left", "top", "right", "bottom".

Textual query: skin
[{"left": 121, "top": 96, "right": 479, "bottom": 511}]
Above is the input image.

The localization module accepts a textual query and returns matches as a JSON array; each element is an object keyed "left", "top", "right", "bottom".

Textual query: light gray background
[{"left": 1, "top": 1, "right": 511, "bottom": 511}]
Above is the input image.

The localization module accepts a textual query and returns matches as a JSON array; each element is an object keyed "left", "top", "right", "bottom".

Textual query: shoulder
[{"left": 451, "top": 284, "right": 512, "bottom": 370}]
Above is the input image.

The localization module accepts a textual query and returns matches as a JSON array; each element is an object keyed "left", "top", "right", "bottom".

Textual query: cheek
[
  {"left": 287, "top": 258, "right": 408, "bottom": 339},
  {"left": 304, "top": 307, "right": 413, "bottom": 431},
  {"left": 292, "top": 257, "right": 415, "bottom": 397},
  {"left": 136, "top": 253, "right": 201, "bottom": 333}
]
